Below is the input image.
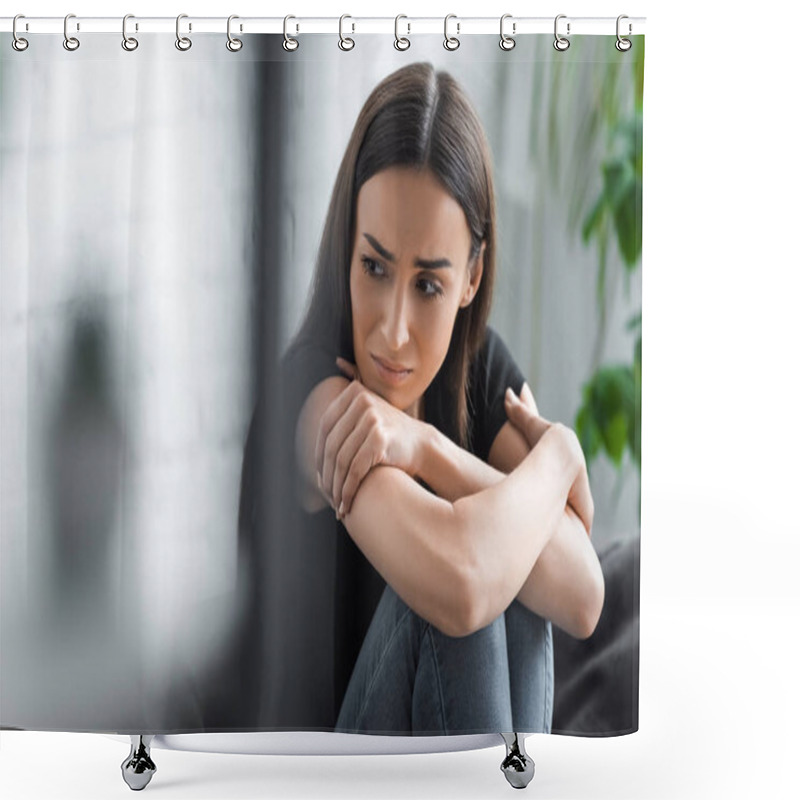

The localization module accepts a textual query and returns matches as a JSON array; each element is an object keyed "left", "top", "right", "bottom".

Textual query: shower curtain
[{"left": 0, "top": 27, "right": 643, "bottom": 738}]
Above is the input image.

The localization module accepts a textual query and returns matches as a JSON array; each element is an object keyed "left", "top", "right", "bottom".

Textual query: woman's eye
[
  {"left": 360, "top": 256, "right": 442, "bottom": 299},
  {"left": 417, "top": 278, "right": 443, "bottom": 299},
  {"left": 361, "top": 256, "right": 385, "bottom": 279}
]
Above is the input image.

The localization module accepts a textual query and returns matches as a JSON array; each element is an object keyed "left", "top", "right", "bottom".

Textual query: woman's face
[{"left": 349, "top": 166, "right": 484, "bottom": 418}]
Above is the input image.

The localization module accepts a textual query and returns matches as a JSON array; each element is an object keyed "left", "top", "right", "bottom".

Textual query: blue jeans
[{"left": 334, "top": 583, "right": 553, "bottom": 736}]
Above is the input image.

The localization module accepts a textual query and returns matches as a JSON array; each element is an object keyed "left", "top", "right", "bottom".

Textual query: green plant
[
  {"left": 573, "top": 41, "right": 643, "bottom": 478},
  {"left": 526, "top": 38, "right": 644, "bottom": 479},
  {"left": 575, "top": 312, "right": 641, "bottom": 472},
  {"left": 575, "top": 106, "right": 642, "bottom": 475}
]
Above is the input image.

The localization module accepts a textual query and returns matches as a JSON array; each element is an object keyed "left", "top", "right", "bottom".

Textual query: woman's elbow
[
  {"left": 443, "top": 522, "right": 487, "bottom": 638},
  {"left": 437, "top": 552, "right": 484, "bottom": 639}
]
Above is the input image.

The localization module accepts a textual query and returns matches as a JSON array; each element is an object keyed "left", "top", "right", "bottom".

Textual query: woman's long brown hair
[{"left": 287, "top": 62, "right": 497, "bottom": 449}]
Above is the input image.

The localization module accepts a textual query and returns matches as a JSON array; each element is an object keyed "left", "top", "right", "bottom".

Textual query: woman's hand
[
  {"left": 504, "top": 382, "right": 551, "bottom": 450},
  {"left": 314, "top": 357, "right": 428, "bottom": 519},
  {"left": 505, "top": 386, "right": 594, "bottom": 537}
]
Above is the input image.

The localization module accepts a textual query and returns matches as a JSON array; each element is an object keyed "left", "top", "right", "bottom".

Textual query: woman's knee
[
  {"left": 339, "top": 587, "right": 519, "bottom": 734},
  {"left": 504, "top": 599, "right": 552, "bottom": 670},
  {"left": 422, "top": 609, "right": 512, "bottom": 695},
  {"left": 413, "top": 610, "right": 513, "bottom": 734}
]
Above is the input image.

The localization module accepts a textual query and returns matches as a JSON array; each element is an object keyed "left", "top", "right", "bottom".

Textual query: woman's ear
[{"left": 460, "top": 240, "right": 485, "bottom": 308}]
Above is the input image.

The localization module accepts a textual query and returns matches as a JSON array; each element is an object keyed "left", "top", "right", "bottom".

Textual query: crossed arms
[{"left": 295, "top": 375, "right": 604, "bottom": 640}]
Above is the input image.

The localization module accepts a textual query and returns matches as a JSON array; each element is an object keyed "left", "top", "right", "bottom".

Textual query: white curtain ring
[
  {"left": 283, "top": 15, "right": 299, "bottom": 51},
  {"left": 227, "top": 15, "right": 243, "bottom": 52},
  {"left": 553, "top": 14, "right": 570, "bottom": 51},
  {"left": 443, "top": 14, "right": 460, "bottom": 51},
  {"left": 499, "top": 14, "right": 516, "bottom": 51},
  {"left": 12, "top": 14, "right": 29, "bottom": 51},
  {"left": 394, "top": 15, "right": 410, "bottom": 50},
  {"left": 122, "top": 14, "right": 139, "bottom": 52},
  {"left": 175, "top": 14, "right": 192, "bottom": 51},
  {"left": 63, "top": 13, "right": 80, "bottom": 51},
  {"left": 338, "top": 14, "right": 355, "bottom": 51},
  {"left": 616, "top": 14, "right": 632, "bottom": 52}
]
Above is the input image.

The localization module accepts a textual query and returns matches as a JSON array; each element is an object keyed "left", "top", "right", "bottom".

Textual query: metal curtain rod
[{"left": 0, "top": 15, "right": 646, "bottom": 36}]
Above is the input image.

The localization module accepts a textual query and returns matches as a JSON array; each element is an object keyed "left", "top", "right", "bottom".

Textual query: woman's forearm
[
  {"left": 416, "top": 423, "right": 505, "bottom": 500},
  {"left": 418, "top": 422, "right": 603, "bottom": 638},
  {"left": 451, "top": 428, "right": 575, "bottom": 635},
  {"left": 518, "top": 505, "right": 604, "bottom": 639}
]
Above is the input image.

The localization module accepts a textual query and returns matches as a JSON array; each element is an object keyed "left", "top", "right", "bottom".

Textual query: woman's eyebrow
[{"left": 363, "top": 232, "right": 452, "bottom": 269}]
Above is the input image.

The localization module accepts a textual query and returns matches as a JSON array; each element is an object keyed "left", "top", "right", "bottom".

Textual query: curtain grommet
[
  {"left": 283, "top": 15, "right": 299, "bottom": 51},
  {"left": 338, "top": 14, "right": 355, "bottom": 51},
  {"left": 226, "top": 15, "right": 243, "bottom": 52},
  {"left": 12, "top": 14, "right": 29, "bottom": 51},
  {"left": 394, "top": 15, "right": 410, "bottom": 50},
  {"left": 615, "top": 15, "right": 632, "bottom": 51},
  {"left": 175, "top": 14, "right": 192, "bottom": 51},
  {"left": 121, "top": 14, "right": 139, "bottom": 51},
  {"left": 553, "top": 14, "right": 570, "bottom": 51},
  {"left": 443, "top": 14, "right": 460, "bottom": 51},
  {"left": 63, "top": 13, "right": 80, "bottom": 51},
  {"left": 499, "top": 14, "right": 516, "bottom": 51}
]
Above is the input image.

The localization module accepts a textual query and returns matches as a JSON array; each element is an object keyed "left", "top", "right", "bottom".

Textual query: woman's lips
[{"left": 371, "top": 354, "right": 412, "bottom": 385}]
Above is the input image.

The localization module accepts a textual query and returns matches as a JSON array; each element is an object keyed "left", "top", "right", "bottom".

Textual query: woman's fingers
[
  {"left": 315, "top": 379, "right": 361, "bottom": 478},
  {"left": 330, "top": 412, "right": 373, "bottom": 516},
  {"left": 504, "top": 389, "right": 530, "bottom": 438},
  {"left": 336, "top": 356, "right": 362, "bottom": 384},
  {"left": 504, "top": 387, "right": 550, "bottom": 448},
  {"left": 339, "top": 427, "right": 385, "bottom": 517},
  {"left": 336, "top": 356, "right": 357, "bottom": 381},
  {"left": 519, "top": 381, "right": 539, "bottom": 415},
  {"left": 504, "top": 391, "right": 595, "bottom": 535},
  {"left": 317, "top": 384, "right": 363, "bottom": 502},
  {"left": 315, "top": 360, "right": 365, "bottom": 496}
]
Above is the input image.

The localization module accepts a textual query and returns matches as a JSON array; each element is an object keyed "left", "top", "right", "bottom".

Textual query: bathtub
[{"left": 105, "top": 731, "right": 535, "bottom": 790}]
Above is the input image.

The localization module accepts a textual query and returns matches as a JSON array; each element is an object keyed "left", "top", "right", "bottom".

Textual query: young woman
[{"left": 241, "top": 61, "right": 604, "bottom": 736}]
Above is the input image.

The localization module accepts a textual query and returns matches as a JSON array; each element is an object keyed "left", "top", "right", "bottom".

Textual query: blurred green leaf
[
  {"left": 575, "top": 400, "right": 602, "bottom": 466},
  {"left": 602, "top": 159, "right": 633, "bottom": 208},
  {"left": 631, "top": 332, "right": 642, "bottom": 468},
  {"left": 588, "top": 111, "right": 643, "bottom": 272},
  {"left": 575, "top": 363, "right": 639, "bottom": 470},
  {"left": 613, "top": 174, "right": 642, "bottom": 269},
  {"left": 581, "top": 194, "right": 606, "bottom": 245},
  {"left": 633, "top": 36, "right": 645, "bottom": 111},
  {"left": 604, "top": 412, "right": 628, "bottom": 466},
  {"left": 524, "top": 38, "right": 644, "bottom": 478}
]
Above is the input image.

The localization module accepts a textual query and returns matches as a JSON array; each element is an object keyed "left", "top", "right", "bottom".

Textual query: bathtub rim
[{"left": 104, "top": 731, "right": 515, "bottom": 756}]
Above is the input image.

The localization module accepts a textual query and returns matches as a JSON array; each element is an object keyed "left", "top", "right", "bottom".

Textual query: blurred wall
[{"left": 0, "top": 35, "right": 261, "bottom": 729}]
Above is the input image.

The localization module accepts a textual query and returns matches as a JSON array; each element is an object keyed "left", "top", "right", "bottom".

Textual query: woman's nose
[{"left": 381, "top": 289, "right": 411, "bottom": 350}]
